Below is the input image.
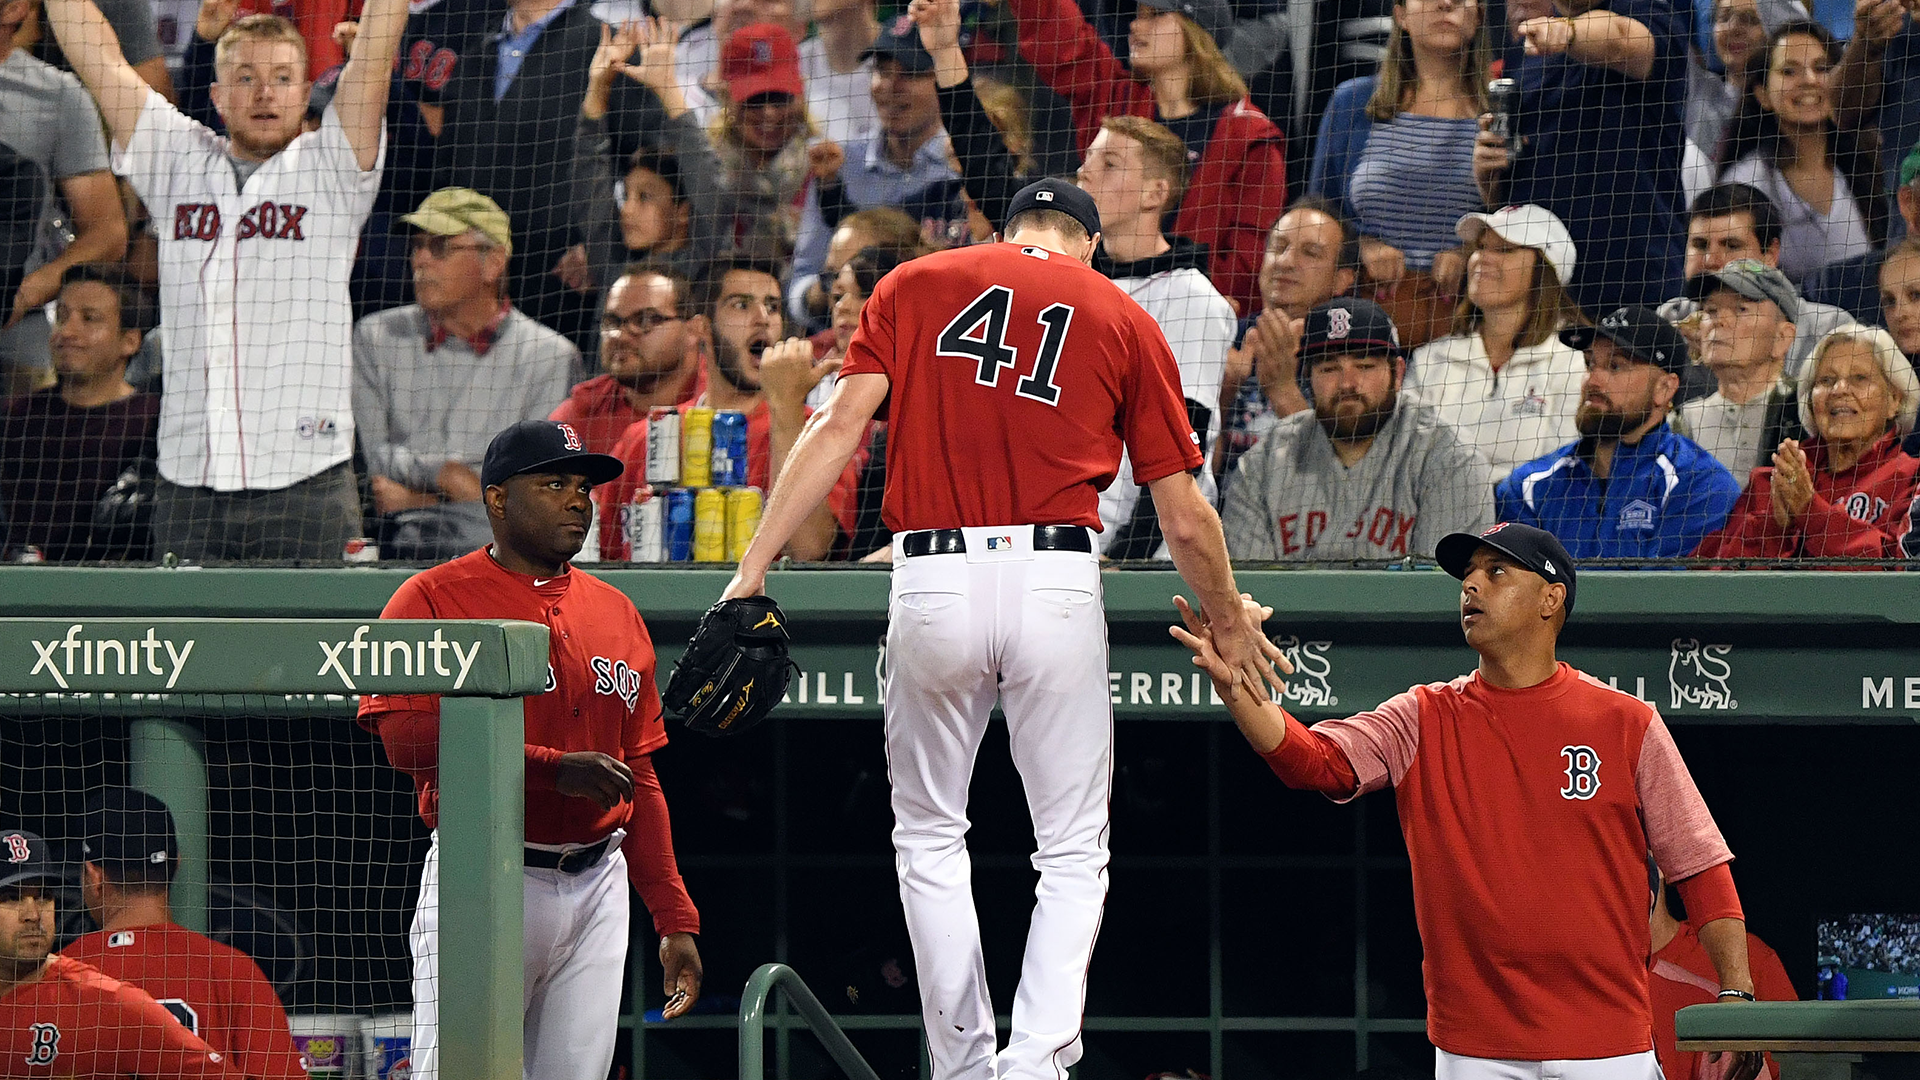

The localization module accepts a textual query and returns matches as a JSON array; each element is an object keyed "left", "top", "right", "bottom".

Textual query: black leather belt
[
  {"left": 901, "top": 525, "right": 1093, "bottom": 558},
  {"left": 524, "top": 837, "right": 610, "bottom": 874}
]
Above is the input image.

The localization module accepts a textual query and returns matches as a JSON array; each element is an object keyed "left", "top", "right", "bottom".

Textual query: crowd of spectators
[
  {"left": 1819, "top": 913, "right": 1920, "bottom": 973},
  {"left": 3, "top": 0, "right": 1920, "bottom": 566}
]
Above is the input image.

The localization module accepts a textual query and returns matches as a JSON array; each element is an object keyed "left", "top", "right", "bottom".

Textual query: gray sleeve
[
  {"left": 1221, "top": 442, "right": 1277, "bottom": 559},
  {"left": 92, "top": 0, "right": 164, "bottom": 68},
  {"left": 1412, "top": 434, "right": 1495, "bottom": 555},
  {"left": 661, "top": 109, "right": 725, "bottom": 280},
  {"left": 573, "top": 113, "right": 626, "bottom": 294},
  {"left": 521, "top": 340, "right": 580, "bottom": 421},
  {"left": 351, "top": 319, "right": 422, "bottom": 487},
  {"left": 52, "top": 76, "right": 112, "bottom": 179}
]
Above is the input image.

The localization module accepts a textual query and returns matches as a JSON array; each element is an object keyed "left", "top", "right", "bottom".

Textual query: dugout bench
[{"left": 1677, "top": 1001, "right": 1920, "bottom": 1079}]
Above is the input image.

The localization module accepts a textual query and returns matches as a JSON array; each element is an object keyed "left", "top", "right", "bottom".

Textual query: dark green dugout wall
[{"left": 6, "top": 567, "right": 1920, "bottom": 1078}]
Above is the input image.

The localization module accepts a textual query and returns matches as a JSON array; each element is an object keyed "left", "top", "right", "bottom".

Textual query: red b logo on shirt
[
  {"left": 1560, "top": 745, "right": 1601, "bottom": 800},
  {"left": 557, "top": 423, "right": 583, "bottom": 451}
]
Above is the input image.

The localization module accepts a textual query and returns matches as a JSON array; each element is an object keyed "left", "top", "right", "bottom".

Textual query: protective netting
[
  {"left": 0, "top": 706, "right": 419, "bottom": 1079},
  {"left": 3, "top": 0, "right": 1919, "bottom": 567}
]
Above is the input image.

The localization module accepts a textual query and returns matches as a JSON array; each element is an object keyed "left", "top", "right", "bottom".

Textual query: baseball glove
[{"left": 663, "top": 596, "right": 797, "bottom": 737}]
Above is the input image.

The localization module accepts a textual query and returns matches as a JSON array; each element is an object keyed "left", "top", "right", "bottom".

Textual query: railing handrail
[{"left": 739, "top": 963, "right": 884, "bottom": 1080}]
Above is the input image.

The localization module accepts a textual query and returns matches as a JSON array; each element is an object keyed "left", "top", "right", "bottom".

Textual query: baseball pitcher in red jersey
[
  {"left": 1173, "top": 522, "right": 1764, "bottom": 1080},
  {"left": 0, "top": 829, "right": 244, "bottom": 1079},
  {"left": 62, "top": 789, "right": 307, "bottom": 1080},
  {"left": 358, "top": 420, "right": 701, "bottom": 1080},
  {"left": 720, "top": 179, "right": 1284, "bottom": 1080}
]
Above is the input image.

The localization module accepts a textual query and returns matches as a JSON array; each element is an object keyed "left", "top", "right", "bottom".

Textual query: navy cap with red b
[
  {"left": 1435, "top": 522, "right": 1578, "bottom": 613},
  {"left": 481, "top": 420, "right": 624, "bottom": 490},
  {"left": 0, "top": 830, "right": 62, "bottom": 890},
  {"left": 1300, "top": 297, "right": 1404, "bottom": 361}
]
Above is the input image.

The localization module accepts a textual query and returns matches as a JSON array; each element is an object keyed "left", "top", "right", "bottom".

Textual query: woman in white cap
[
  {"left": 1695, "top": 324, "right": 1920, "bottom": 559},
  {"left": 1406, "top": 204, "right": 1589, "bottom": 476}
]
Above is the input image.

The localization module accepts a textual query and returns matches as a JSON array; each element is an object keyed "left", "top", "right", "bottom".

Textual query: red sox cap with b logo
[
  {"left": 0, "top": 830, "right": 64, "bottom": 890},
  {"left": 481, "top": 420, "right": 625, "bottom": 489},
  {"left": 1434, "top": 522, "right": 1579, "bottom": 613}
]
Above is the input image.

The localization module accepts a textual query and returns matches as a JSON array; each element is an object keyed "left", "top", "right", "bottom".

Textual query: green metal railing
[{"left": 739, "top": 963, "right": 884, "bottom": 1080}]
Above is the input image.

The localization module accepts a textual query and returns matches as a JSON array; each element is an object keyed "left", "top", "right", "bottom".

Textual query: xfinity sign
[
  {"left": 317, "top": 626, "right": 483, "bottom": 691},
  {"left": 29, "top": 626, "right": 195, "bottom": 689}
]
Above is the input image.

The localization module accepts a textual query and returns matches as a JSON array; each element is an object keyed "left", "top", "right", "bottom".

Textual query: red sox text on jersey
[
  {"left": 1271, "top": 507, "right": 1419, "bottom": 556},
  {"left": 171, "top": 203, "right": 310, "bottom": 242}
]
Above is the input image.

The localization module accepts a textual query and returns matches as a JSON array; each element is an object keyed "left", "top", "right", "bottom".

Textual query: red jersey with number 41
[
  {"left": 839, "top": 242, "right": 1203, "bottom": 532},
  {"left": 0, "top": 956, "right": 244, "bottom": 1078}
]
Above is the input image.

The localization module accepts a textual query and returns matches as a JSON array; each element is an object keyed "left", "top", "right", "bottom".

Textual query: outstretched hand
[
  {"left": 1169, "top": 594, "right": 1291, "bottom": 702},
  {"left": 659, "top": 932, "right": 703, "bottom": 1020}
]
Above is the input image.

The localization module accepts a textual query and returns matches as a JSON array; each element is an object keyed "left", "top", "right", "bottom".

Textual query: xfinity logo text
[
  {"left": 30, "top": 626, "right": 194, "bottom": 690},
  {"left": 317, "top": 626, "right": 480, "bottom": 691}
]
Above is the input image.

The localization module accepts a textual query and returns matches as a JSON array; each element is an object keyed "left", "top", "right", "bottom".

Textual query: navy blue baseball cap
[
  {"left": 84, "top": 789, "right": 179, "bottom": 872},
  {"left": 481, "top": 420, "right": 624, "bottom": 489},
  {"left": 0, "top": 830, "right": 62, "bottom": 890},
  {"left": 1005, "top": 179, "right": 1102, "bottom": 241},
  {"left": 1560, "top": 306, "right": 1690, "bottom": 376},
  {"left": 1300, "top": 297, "right": 1404, "bottom": 360},
  {"left": 1137, "top": 0, "right": 1234, "bottom": 48},
  {"left": 1435, "top": 522, "right": 1577, "bottom": 613},
  {"left": 862, "top": 13, "right": 936, "bottom": 73}
]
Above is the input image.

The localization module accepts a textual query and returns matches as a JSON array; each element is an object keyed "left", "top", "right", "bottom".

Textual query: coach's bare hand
[
  {"left": 659, "top": 932, "right": 703, "bottom": 1019},
  {"left": 554, "top": 751, "right": 634, "bottom": 809},
  {"left": 1170, "top": 595, "right": 1283, "bottom": 701},
  {"left": 1707, "top": 1047, "right": 1764, "bottom": 1080}
]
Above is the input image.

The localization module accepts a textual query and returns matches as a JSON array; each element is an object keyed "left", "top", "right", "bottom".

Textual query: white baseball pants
[
  {"left": 1437, "top": 1049, "right": 1665, "bottom": 1080},
  {"left": 884, "top": 527, "right": 1112, "bottom": 1080},
  {"left": 409, "top": 830, "right": 630, "bottom": 1080}
]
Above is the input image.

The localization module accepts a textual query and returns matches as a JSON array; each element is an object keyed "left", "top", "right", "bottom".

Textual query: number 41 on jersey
[{"left": 936, "top": 284, "right": 1075, "bottom": 407}]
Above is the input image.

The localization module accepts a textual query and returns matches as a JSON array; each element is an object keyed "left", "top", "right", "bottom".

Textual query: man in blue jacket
[{"left": 1497, "top": 306, "right": 1740, "bottom": 558}]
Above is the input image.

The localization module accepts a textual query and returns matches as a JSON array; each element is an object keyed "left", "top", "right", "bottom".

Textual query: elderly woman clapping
[{"left": 1695, "top": 325, "right": 1920, "bottom": 559}]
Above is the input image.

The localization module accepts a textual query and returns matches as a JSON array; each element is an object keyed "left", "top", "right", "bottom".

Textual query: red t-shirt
[
  {"left": 0, "top": 956, "right": 243, "bottom": 1078},
  {"left": 593, "top": 399, "right": 864, "bottom": 560},
  {"left": 1269, "top": 664, "right": 1736, "bottom": 1060},
  {"left": 549, "top": 370, "right": 705, "bottom": 457},
  {"left": 62, "top": 924, "right": 305, "bottom": 1080},
  {"left": 1650, "top": 923, "right": 1797, "bottom": 1080},
  {"left": 839, "top": 241, "right": 1202, "bottom": 531}
]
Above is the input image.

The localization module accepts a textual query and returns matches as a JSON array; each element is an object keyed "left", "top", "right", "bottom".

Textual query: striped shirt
[{"left": 1347, "top": 113, "right": 1481, "bottom": 270}]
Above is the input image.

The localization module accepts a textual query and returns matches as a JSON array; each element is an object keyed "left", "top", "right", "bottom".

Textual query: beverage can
[
  {"left": 711, "top": 410, "right": 750, "bottom": 487},
  {"left": 343, "top": 538, "right": 379, "bottom": 563},
  {"left": 1488, "top": 78, "right": 1522, "bottom": 158},
  {"left": 645, "top": 407, "right": 681, "bottom": 485},
  {"left": 664, "top": 488, "right": 695, "bottom": 562},
  {"left": 681, "top": 407, "right": 714, "bottom": 488},
  {"left": 693, "top": 488, "right": 727, "bottom": 562},
  {"left": 725, "top": 487, "right": 762, "bottom": 561},
  {"left": 626, "top": 490, "right": 665, "bottom": 562}
]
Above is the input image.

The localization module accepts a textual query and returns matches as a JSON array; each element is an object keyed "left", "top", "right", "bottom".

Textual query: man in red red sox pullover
[
  {"left": 359, "top": 419, "right": 702, "bottom": 1080},
  {"left": 1171, "top": 521, "right": 1762, "bottom": 1080}
]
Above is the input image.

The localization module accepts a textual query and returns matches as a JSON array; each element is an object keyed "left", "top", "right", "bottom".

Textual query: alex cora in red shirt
[
  {"left": 1175, "top": 522, "right": 1764, "bottom": 1080},
  {"left": 62, "top": 789, "right": 307, "bottom": 1080},
  {"left": 0, "top": 830, "right": 243, "bottom": 1079}
]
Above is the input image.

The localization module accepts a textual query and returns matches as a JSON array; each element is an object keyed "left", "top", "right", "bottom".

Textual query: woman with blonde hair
[
  {"left": 998, "top": 0, "right": 1285, "bottom": 315},
  {"left": 1309, "top": 0, "right": 1492, "bottom": 348},
  {"left": 1695, "top": 324, "right": 1920, "bottom": 559},
  {"left": 1407, "top": 205, "right": 1589, "bottom": 475}
]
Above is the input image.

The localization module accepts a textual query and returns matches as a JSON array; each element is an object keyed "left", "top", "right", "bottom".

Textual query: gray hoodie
[{"left": 1223, "top": 396, "right": 1495, "bottom": 561}]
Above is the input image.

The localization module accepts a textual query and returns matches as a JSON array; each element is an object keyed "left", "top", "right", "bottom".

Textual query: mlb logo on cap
[{"left": 1035, "top": 190, "right": 1055, "bottom": 202}]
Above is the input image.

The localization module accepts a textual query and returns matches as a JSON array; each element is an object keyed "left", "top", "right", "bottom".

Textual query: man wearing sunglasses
[{"left": 351, "top": 187, "right": 582, "bottom": 560}]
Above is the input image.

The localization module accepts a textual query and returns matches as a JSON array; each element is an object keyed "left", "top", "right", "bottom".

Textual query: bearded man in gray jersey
[{"left": 1223, "top": 298, "right": 1494, "bottom": 562}]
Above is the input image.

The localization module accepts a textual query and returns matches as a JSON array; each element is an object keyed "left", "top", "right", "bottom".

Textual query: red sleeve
[
  {"left": 1120, "top": 312, "right": 1206, "bottom": 482},
  {"left": 1638, "top": 712, "right": 1735, "bottom": 882},
  {"left": 1799, "top": 481, "right": 1918, "bottom": 558},
  {"left": 597, "top": 419, "right": 652, "bottom": 561},
  {"left": 1692, "top": 473, "right": 1797, "bottom": 558},
  {"left": 106, "top": 984, "right": 247, "bottom": 1079},
  {"left": 620, "top": 755, "right": 701, "bottom": 936},
  {"left": 216, "top": 954, "right": 309, "bottom": 1080},
  {"left": 1673, "top": 862, "right": 1743, "bottom": 926},
  {"left": 1259, "top": 712, "right": 1362, "bottom": 798},
  {"left": 356, "top": 575, "right": 444, "bottom": 721},
  {"left": 840, "top": 272, "right": 897, "bottom": 386},
  {"left": 1003, "top": 0, "right": 1153, "bottom": 150}
]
